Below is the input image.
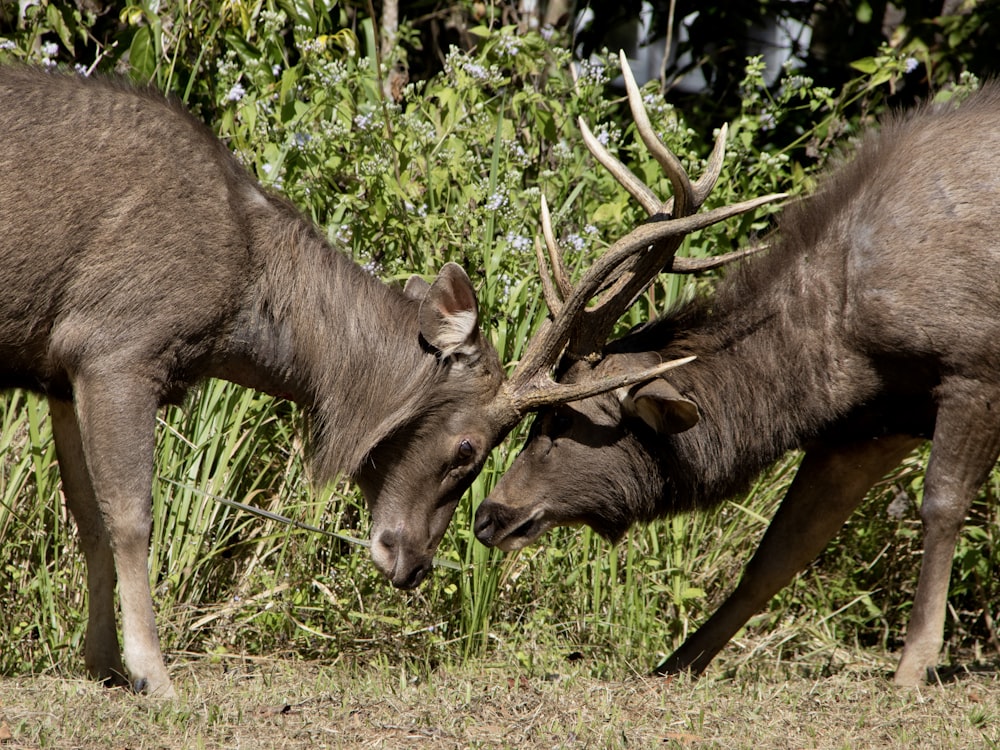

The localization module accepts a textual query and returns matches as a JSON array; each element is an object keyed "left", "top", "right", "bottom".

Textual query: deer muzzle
[
  {"left": 371, "top": 525, "right": 433, "bottom": 589},
  {"left": 473, "top": 500, "right": 550, "bottom": 552}
]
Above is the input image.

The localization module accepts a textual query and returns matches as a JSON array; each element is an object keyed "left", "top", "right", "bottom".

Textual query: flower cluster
[
  {"left": 505, "top": 232, "right": 532, "bottom": 254},
  {"left": 493, "top": 33, "right": 523, "bottom": 61},
  {"left": 443, "top": 47, "right": 505, "bottom": 89}
]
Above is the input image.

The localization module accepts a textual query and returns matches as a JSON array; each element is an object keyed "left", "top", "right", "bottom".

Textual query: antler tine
[
  {"left": 534, "top": 236, "right": 563, "bottom": 316},
  {"left": 499, "top": 51, "right": 786, "bottom": 420},
  {"left": 583, "top": 125, "right": 752, "bottom": 296},
  {"left": 579, "top": 117, "right": 661, "bottom": 216},
  {"left": 692, "top": 123, "right": 728, "bottom": 205},
  {"left": 540, "top": 194, "right": 573, "bottom": 300},
  {"left": 503, "top": 190, "right": 783, "bottom": 416},
  {"left": 670, "top": 244, "right": 764, "bottom": 273},
  {"left": 579, "top": 53, "right": 714, "bottom": 307},
  {"left": 618, "top": 50, "right": 694, "bottom": 219},
  {"left": 510, "top": 203, "right": 669, "bottom": 393},
  {"left": 579, "top": 121, "right": 730, "bottom": 236},
  {"left": 510, "top": 355, "right": 696, "bottom": 412},
  {"left": 579, "top": 191, "right": 787, "bottom": 316}
]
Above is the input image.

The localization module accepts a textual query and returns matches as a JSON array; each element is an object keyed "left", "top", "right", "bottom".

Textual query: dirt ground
[{"left": 1, "top": 651, "right": 998, "bottom": 749}]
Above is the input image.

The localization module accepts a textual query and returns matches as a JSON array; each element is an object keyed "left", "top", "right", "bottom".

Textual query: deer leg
[
  {"left": 49, "top": 397, "right": 127, "bottom": 688},
  {"left": 894, "top": 379, "right": 1000, "bottom": 687},
  {"left": 69, "top": 372, "right": 174, "bottom": 698},
  {"left": 656, "top": 434, "right": 920, "bottom": 677}
]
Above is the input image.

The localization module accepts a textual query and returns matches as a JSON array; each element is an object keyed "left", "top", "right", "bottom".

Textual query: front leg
[
  {"left": 894, "top": 378, "right": 1000, "bottom": 686},
  {"left": 657, "top": 435, "right": 920, "bottom": 677},
  {"left": 71, "top": 371, "right": 175, "bottom": 698}
]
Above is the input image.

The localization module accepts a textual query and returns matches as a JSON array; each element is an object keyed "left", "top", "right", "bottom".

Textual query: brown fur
[
  {"left": 476, "top": 83, "right": 1000, "bottom": 685},
  {"left": 0, "top": 66, "right": 508, "bottom": 696}
]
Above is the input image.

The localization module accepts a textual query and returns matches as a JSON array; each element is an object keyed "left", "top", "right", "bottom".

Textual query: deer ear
[
  {"left": 404, "top": 274, "right": 431, "bottom": 300},
  {"left": 418, "top": 262, "right": 481, "bottom": 359},
  {"left": 622, "top": 378, "right": 700, "bottom": 434}
]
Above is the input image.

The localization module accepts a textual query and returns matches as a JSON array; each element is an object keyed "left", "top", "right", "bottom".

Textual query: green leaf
[
  {"left": 129, "top": 26, "right": 156, "bottom": 82},
  {"left": 850, "top": 57, "right": 877, "bottom": 74},
  {"left": 45, "top": 4, "right": 74, "bottom": 50},
  {"left": 593, "top": 201, "right": 626, "bottom": 223},
  {"left": 534, "top": 108, "right": 557, "bottom": 142},
  {"left": 467, "top": 25, "right": 493, "bottom": 39}
]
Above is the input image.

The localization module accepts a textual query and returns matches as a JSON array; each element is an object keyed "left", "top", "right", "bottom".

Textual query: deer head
[{"left": 475, "top": 51, "right": 786, "bottom": 550}]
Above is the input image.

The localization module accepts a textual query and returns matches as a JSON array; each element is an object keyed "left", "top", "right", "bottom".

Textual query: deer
[
  {"left": 475, "top": 55, "right": 1000, "bottom": 687},
  {"left": 0, "top": 64, "right": 777, "bottom": 698}
]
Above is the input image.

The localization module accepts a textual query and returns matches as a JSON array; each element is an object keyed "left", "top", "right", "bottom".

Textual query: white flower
[
  {"left": 354, "top": 112, "right": 375, "bottom": 130},
  {"left": 226, "top": 82, "right": 246, "bottom": 102},
  {"left": 334, "top": 225, "right": 353, "bottom": 246},
  {"left": 485, "top": 191, "right": 507, "bottom": 211},
  {"left": 496, "top": 35, "right": 522, "bottom": 58},
  {"left": 509, "top": 143, "right": 528, "bottom": 163},
  {"left": 506, "top": 232, "right": 532, "bottom": 253},
  {"left": 463, "top": 62, "right": 489, "bottom": 81}
]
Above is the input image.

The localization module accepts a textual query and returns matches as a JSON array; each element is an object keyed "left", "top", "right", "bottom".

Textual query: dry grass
[{"left": 1, "top": 648, "right": 998, "bottom": 750}]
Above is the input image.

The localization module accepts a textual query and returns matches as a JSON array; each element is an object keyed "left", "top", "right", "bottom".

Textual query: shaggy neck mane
[
  {"left": 231, "top": 194, "right": 445, "bottom": 483},
  {"left": 619, "top": 193, "right": 883, "bottom": 517}
]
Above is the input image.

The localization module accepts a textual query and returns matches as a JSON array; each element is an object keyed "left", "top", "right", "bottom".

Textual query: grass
[
  {"left": 1, "top": 388, "right": 996, "bottom": 699},
  {"left": 1, "top": 647, "right": 998, "bottom": 749}
]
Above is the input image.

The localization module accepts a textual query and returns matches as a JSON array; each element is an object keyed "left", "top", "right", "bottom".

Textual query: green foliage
[
  {"left": 0, "top": 2, "right": 997, "bottom": 683},
  {"left": 626, "top": 0, "right": 1000, "bottom": 130}
]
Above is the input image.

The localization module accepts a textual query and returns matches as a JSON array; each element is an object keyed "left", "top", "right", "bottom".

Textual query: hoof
[
  {"left": 893, "top": 664, "right": 931, "bottom": 687},
  {"left": 131, "top": 676, "right": 177, "bottom": 699},
  {"left": 96, "top": 670, "right": 130, "bottom": 690}
]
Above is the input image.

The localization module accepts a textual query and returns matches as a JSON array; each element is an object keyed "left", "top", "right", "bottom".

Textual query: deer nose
[
  {"left": 473, "top": 501, "right": 500, "bottom": 546},
  {"left": 372, "top": 528, "right": 431, "bottom": 589}
]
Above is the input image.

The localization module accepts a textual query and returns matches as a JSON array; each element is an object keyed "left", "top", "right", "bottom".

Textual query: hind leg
[
  {"left": 894, "top": 378, "right": 1000, "bottom": 686},
  {"left": 62, "top": 372, "right": 175, "bottom": 697},
  {"left": 50, "top": 397, "right": 127, "bottom": 687},
  {"left": 657, "top": 435, "right": 920, "bottom": 676}
]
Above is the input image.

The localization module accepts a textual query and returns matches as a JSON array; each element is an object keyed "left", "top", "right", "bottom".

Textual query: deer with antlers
[{"left": 476, "top": 57, "right": 1000, "bottom": 686}]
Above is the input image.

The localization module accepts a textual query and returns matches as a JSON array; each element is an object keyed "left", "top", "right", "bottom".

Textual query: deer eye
[
  {"left": 550, "top": 411, "right": 572, "bottom": 436},
  {"left": 455, "top": 438, "right": 476, "bottom": 465}
]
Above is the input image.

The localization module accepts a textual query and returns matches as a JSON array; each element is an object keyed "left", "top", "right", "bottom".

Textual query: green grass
[{"left": 7, "top": 383, "right": 992, "bottom": 692}]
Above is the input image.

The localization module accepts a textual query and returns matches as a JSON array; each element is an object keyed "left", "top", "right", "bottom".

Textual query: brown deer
[
  {"left": 475, "top": 60, "right": 1000, "bottom": 686},
  {"left": 0, "top": 64, "right": 777, "bottom": 697}
]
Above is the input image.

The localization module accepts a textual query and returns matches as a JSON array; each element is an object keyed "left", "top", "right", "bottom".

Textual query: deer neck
[
  {"left": 215, "top": 202, "right": 436, "bottom": 478},
  {"left": 656, "top": 253, "right": 880, "bottom": 508}
]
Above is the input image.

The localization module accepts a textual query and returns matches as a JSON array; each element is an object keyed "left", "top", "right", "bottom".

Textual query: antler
[{"left": 497, "top": 51, "right": 786, "bottom": 417}]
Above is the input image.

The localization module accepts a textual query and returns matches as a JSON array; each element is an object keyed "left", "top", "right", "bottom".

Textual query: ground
[{"left": 1, "top": 648, "right": 998, "bottom": 749}]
